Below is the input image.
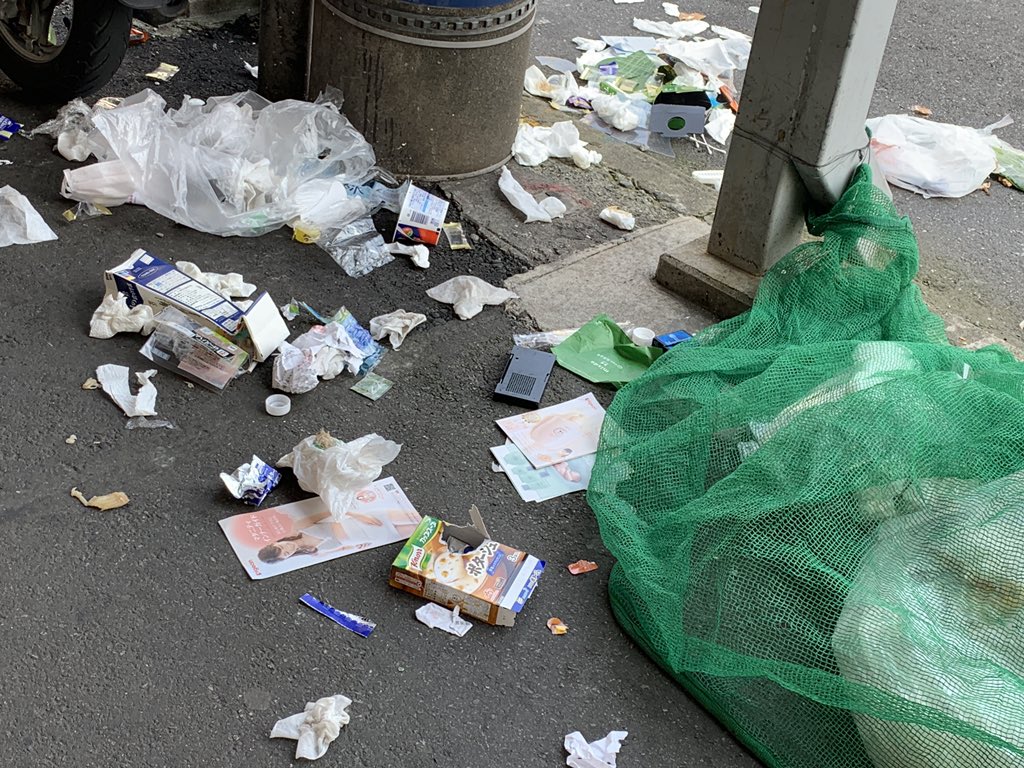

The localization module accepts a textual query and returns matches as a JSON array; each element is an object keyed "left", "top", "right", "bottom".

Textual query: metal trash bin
[{"left": 306, "top": 0, "right": 535, "bottom": 179}]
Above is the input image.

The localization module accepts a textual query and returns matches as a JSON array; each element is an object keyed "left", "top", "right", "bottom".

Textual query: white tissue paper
[
  {"left": 369, "top": 309, "right": 426, "bottom": 350},
  {"left": 0, "top": 186, "right": 58, "bottom": 246},
  {"left": 277, "top": 431, "right": 401, "bottom": 523},
  {"left": 386, "top": 241, "right": 430, "bottom": 268},
  {"left": 415, "top": 603, "right": 473, "bottom": 637},
  {"left": 89, "top": 292, "right": 157, "bottom": 338},
  {"left": 513, "top": 122, "right": 602, "bottom": 169},
  {"left": 272, "top": 322, "right": 366, "bottom": 394},
  {"left": 426, "top": 275, "right": 518, "bottom": 320},
  {"left": 498, "top": 167, "right": 566, "bottom": 224},
  {"left": 599, "top": 206, "right": 636, "bottom": 231},
  {"left": 270, "top": 694, "right": 351, "bottom": 761},
  {"left": 564, "top": 730, "right": 629, "bottom": 768},
  {"left": 176, "top": 261, "right": 256, "bottom": 299},
  {"left": 96, "top": 364, "right": 159, "bottom": 417},
  {"left": 572, "top": 36, "right": 608, "bottom": 52},
  {"left": 705, "top": 109, "right": 737, "bottom": 145}
]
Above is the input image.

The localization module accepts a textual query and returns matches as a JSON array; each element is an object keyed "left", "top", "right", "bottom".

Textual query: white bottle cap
[
  {"left": 631, "top": 327, "right": 655, "bottom": 347},
  {"left": 265, "top": 394, "right": 291, "bottom": 416}
]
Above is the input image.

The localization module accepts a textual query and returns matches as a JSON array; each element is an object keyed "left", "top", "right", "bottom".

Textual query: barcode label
[{"left": 408, "top": 211, "right": 433, "bottom": 226}]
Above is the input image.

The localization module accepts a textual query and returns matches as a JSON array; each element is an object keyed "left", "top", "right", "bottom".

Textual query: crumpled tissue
[
  {"left": 176, "top": 261, "right": 256, "bottom": 299},
  {"left": 369, "top": 309, "right": 427, "bottom": 349},
  {"left": 415, "top": 603, "right": 473, "bottom": 637},
  {"left": 513, "top": 122, "right": 602, "bottom": 169},
  {"left": 270, "top": 694, "right": 351, "bottom": 761},
  {"left": 0, "top": 186, "right": 58, "bottom": 246},
  {"left": 96, "top": 364, "right": 158, "bottom": 417},
  {"left": 273, "top": 315, "right": 381, "bottom": 394},
  {"left": 386, "top": 241, "right": 430, "bottom": 268},
  {"left": 705, "top": 108, "right": 737, "bottom": 145},
  {"left": 498, "top": 167, "right": 566, "bottom": 224},
  {"left": 523, "top": 65, "right": 581, "bottom": 106},
  {"left": 565, "top": 730, "right": 629, "bottom": 768},
  {"left": 89, "top": 292, "right": 156, "bottom": 338},
  {"left": 427, "top": 275, "right": 518, "bottom": 320},
  {"left": 599, "top": 206, "right": 636, "bottom": 231},
  {"left": 278, "top": 430, "right": 401, "bottom": 523},
  {"left": 30, "top": 98, "right": 95, "bottom": 162}
]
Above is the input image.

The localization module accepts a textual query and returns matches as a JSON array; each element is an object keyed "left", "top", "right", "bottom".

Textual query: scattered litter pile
[{"left": 588, "top": 165, "right": 1024, "bottom": 768}]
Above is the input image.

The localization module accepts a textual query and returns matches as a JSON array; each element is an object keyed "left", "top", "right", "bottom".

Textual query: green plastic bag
[{"left": 553, "top": 315, "right": 662, "bottom": 388}]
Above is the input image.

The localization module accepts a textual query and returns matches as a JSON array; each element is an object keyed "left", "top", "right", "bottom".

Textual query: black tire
[{"left": 0, "top": 2, "right": 133, "bottom": 100}]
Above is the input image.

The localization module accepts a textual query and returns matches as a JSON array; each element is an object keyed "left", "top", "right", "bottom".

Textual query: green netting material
[{"left": 588, "top": 165, "right": 1024, "bottom": 768}]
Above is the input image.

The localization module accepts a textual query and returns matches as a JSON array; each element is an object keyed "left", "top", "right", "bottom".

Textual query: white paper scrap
[
  {"left": 565, "top": 730, "right": 629, "bottom": 768},
  {"left": 498, "top": 166, "right": 565, "bottom": 224},
  {"left": 0, "top": 185, "right": 58, "bottom": 247},
  {"left": 96, "top": 364, "right": 158, "bottom": 417},
  {"left": 415, "top": 603, "right": 473, "bottom": 637}
]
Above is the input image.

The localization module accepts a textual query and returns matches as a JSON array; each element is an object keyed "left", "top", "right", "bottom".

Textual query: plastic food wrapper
[
  {"left": 73, "top": 89, "right": 376, "bottom": 237},
  {"left": 350, "top": 372, "right": 393, "bottom": 400},
  {"left": 442, "top": 221, "right": 471, "bottom": 250},
  {"left": 553, "top": 314, "right": 663, "bottom": 387},
  {"left": 277, "top": 430, "right": 401, "bottom": 523},
  {"left": 273, "top": 308, "right": 383, "bottom": 393},
  {"left": 280, "top": 299, "right": 300, "bottom": 320},
  {"left": 369, "top": 309, "right": 426, "bottom": 349},
  {"left": 547, "top": 617, "right": 569, "bottom": 635},
  {"left": 0, "top": 113, "right": 22, "bottom": 140},
  {"left": 96, "top": 364, "right": 158, "bottom": 417},
  {"left": 61, "top": 159, "right": 137, "bottom": 207},
  {"left": 271, "top": 694, "right": 351, "bottom": 761},
  {"left": 30, "top": 98, "right": 95, "bottom": 161},
  {"left": 89, "top": 292, "right": 156, "bottom": 339},
  {"left": 70, "top": 487, "right": 130, "bottom": 511},
  {"left": 125, "top": 416, "right": 175, "bottom": 430},
  {"left": 599, "top": 206, "right": 635, "bottom": 231},
  {"left": 386, "top": 240, "right": 429, "bottom": 268},
  {"left": 220, "top": 455, "right": 281, "bottom": 505},
  {"left": 141, "top": 307, "right": 250, "bottom": 391},
  {"left": 318, "top": 217, "right": 393, "bottom": 278},
  {"left": 145, "top": 62, "right": 179, "bottom": 81},
  {"left": 63, "top": 201, "right": 112, "bottom": 222},
  {"left": 427, "top": 275, "right": 518, "bottom": 320},
  {"left": 498, "top": 167, "right": 566, "bottom": 224},
  {"left": 866, "top": 114, "right": 1001, "bottom": 198},
  {"left": 523, "top": 65, "right": 581, "bottom": 107},
  {"left": 0, "top": 186, "right": 58, "bottom": 246},
  {"left": 415, "top": 602, "right": 473, "bottom": 637},
  {"left": 565, "top": 730, "right": 628, "bottom": 768},
  {"left": 513, "top": 122, "right": 602, "bottom": 169},
  {"left": 176, "top": 261, "right": 256, "bottom": 300},
  {"left": 568, "top": 560, "right": 599, "bottom": 575},
  {"left": 300, "top": 593, "right": 375, "bottom": 637}
]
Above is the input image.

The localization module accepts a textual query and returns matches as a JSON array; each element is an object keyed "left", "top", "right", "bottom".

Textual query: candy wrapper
[{"left": 220, "top": 455, "right": 281, "bottom": 505}]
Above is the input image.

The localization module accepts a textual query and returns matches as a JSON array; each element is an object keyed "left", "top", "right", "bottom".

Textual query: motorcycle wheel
[{"left": 0, "top": 1, "right": 133, "bottom": 100}]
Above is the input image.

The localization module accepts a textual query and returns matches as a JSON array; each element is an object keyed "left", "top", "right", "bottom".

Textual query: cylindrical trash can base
[{"left": 306, "top": 0, "right": 534, "bottom": 178}]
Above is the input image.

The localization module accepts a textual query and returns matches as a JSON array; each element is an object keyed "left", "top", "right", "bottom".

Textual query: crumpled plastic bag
[
  {"left": 176, "top": 261, "right": 256, "bottom": 299},
  {"left": 277, "top": 430, "right": 401, "bottom": 523},
  {"left": 30, "top": 98, "right": 95, "bottom": 161},
  {"left": 317, "top": 217, "right": 393, "bottom": 277},
  {"left": 89, "top": 292, "right": 156, "bottom": 338},
  {"left": 426, "top": 275, "right": 518, "bottom": 320},
  {"left": 513, "top": 122, "right": 602, "bottom": 169},
  {"left": 61, "top": 159, "right": 137, "bottom": 207},
  {"left": 498, "top": 167, "right": 566, "bottom": 224},
  {"left": 590, "top": 94, "right": 650, "bottom": 133},
  {"left": 76, "top": 89, "right": 377, "bottom": 237},
  {"left": 369, "top": 309, "right": 426, "bottom": 349},
  {"left": 270, "top": 694, "right": 351, "bottom": 761},
  {"left": 866, "top": 114, "right": 998, "bottom": 198},
  {"left": 659, "top": 36, "right": 751, "bottom": 78},
  {"left": 0, "top": 186, "right": 58, "bottom": 246},
  {"left": 523, "top": 65, "right": 581, "bottom": 107},
  {"left": 564, "top": 730, "right": 629, "bottom": 768}
]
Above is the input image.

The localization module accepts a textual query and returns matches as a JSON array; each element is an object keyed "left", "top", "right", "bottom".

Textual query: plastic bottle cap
[
  {"left": 631, "top": 327, "right": 655, "bottom": 347},
  {"left": 265, "top": 394, "right": 291, "bottom": 416}
]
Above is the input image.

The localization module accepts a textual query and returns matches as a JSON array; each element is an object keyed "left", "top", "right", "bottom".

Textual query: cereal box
[{"left": 389, "top": 507, "right": 544, "bottom": 627}]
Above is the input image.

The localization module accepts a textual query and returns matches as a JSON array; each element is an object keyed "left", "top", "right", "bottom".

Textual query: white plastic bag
[
  {"left": 277, "top": 431, "right": 401, "bottom": 523},
  {"left": 61, "top": 160, "right": 137, "bottom": 207},
  {"left": 866, "top": 114, "right": 997, "bottom": 198}
]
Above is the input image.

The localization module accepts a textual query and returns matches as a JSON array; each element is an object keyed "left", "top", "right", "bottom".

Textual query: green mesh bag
[{"left": 588, "top": 165, "right": 1024, "bottom": 768}]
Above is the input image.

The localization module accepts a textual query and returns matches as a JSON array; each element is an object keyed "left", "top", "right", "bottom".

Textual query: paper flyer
[
  {"left": 491, "top": 442, "right": 595, "bottom": 502},
  {"left": 495, "top": 392, "right": 606, "bottom": 468},
  {"left": 219, "top": 477, "right": 420, "bottom": 580}
]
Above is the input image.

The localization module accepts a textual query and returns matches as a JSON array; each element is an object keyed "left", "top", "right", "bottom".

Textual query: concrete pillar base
[{"left": 655, "top": 236, "right": 760, "bottom": 319}]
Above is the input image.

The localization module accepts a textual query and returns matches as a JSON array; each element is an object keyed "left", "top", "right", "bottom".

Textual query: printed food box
[{"left": 389, "top": 514, "right": 544, "bottom": 627}]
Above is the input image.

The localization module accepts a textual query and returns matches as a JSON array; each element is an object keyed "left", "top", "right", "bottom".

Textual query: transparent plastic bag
[{"left": 318, "top": 217, "right": 393, "bottom": 278}]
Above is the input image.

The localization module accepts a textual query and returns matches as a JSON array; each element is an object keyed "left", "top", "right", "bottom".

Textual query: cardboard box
[
  {"left": 393, "top": 183, "right": 449, "bottom": 246},
  {"left": 141, "top": 307, "right": 250, "bottom": 391},
  {"left": 104, "top": 249, "right": 288, "bottom": 362},
  {"left": 389, "top": 506, "right": 545, "bottom": 626}
]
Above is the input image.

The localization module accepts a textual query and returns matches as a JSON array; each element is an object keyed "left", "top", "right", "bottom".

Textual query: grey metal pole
[
  {"left": 707, "top": 0, "right": 898, "bottom": 274},
  {"left": 257, "top": 0, "right": 310, "bottom": 102}
]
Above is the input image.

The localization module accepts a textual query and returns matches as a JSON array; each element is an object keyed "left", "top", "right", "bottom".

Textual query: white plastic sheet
[
  {"left": 633, "top": 17, "right": 710, "bottom": 38},
  {"left": 277, "top": 431, "right": 401, "bottom": 523},
  {"left": 415, "top": 603, "right": 473, "bottom": 637},
  {"left": 659, "top": 36, "right": 751, "bottom": 78},
  {"left": 29, "top": 98, "right": 94, "bottom": 161},
  {"left": 271, "top": 695, "right": 351, "bottom": 761},
  {"left": 498, "top": 167, "right": 566, "bottom": 224},
  {"left": 705, "top": 109, "right": 737, "bottom": 145},
  {"left": 369, "top": 309, "right": 426, "bottom": 349},
  {"left": 0, "top": 186, "right": 58, "bottom": 246},
  {"left": 866, "top": 114, "right": 997, "bottom": 198},
  {"left": 427, "top": 275, "right": 518, "bottom": 320}
]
